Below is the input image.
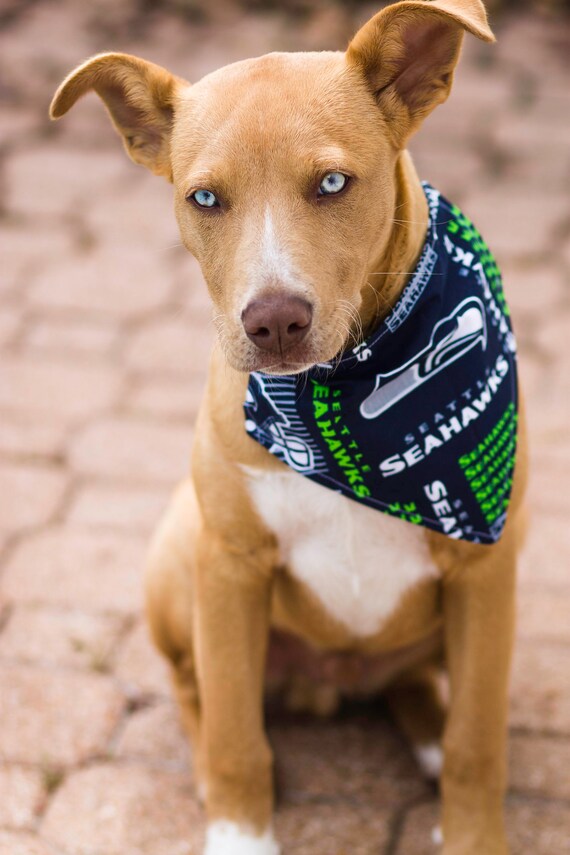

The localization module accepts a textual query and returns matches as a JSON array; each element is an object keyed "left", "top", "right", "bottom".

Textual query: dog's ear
[
  {"left": 50, "top": 53, "right": 187, "bottom": 181},
  {"left": 346, "top": 0, "right": 494, "bottom": 144}
]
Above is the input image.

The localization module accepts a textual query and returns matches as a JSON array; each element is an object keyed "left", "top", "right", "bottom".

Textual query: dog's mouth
[
  {"left": 245, "top": 350, "right": 322, "bottom": 376},
  {"left": 255, "top": 359, "right": 316, "bottom": 376},
  {"left": 241, "top": 333, "right": 351, "bottom": 376}
]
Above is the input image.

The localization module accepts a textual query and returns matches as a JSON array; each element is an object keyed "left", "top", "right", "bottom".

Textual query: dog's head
[{"left": 51, "top": 0, "right": 493, "bottom": 375}]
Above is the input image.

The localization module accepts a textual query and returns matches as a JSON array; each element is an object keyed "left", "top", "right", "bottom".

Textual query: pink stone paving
[
  {"left": 0, "top": 767, "right": 44, "bottom": 831},
  {"left": 0, "top": 2, "right": 569, "bottom": 853},
  {"left": 42, "top": 765, "right": 201, "bottom": 855},
  {"left": 0, "top": 664, "right": 124, "bottom": 766}
]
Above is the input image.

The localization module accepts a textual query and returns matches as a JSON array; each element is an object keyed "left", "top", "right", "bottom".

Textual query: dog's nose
[{"left": 242, "top": 294, "right": 313, "bottom": 353}]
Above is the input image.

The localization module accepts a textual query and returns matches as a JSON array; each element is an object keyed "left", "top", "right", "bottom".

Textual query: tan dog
[{"left": 51, "top": 1, "right": 527, "bottom": 853}]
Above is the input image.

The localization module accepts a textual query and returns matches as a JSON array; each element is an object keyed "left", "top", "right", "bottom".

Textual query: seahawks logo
[
  {"left": 360, "top": 297, "right": 487, "bottom": 420},
  {"left": 245, "top": 376, "right": 315, "bottom": 472}
]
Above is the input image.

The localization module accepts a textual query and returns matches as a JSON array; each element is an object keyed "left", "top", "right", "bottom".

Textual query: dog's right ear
[{"left": 50, "top": 53, "right": 188, "bottom": 181}]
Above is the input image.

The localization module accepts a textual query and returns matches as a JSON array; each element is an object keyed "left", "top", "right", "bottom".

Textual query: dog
[{"left": 51, "top": 1, "right": 527, "bottom": 852}]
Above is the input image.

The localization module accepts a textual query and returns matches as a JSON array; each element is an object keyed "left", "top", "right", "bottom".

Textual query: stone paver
[
  {"left": 69, "top": 417, "right": 192, "bottom": 484},
  {"left": 5, "top": 147, "right": 128, "bottom": 220},
  {"left": 0, "top": 766, "right": 44, "bottom": 830},
  {"left": 42, "top": 764, "right": 200, "bottom": 855},
  {"left": 0, "top": 414, "right": 67, "bottom": 460},
  {"left": 116, "top": 702, "right": 191, "bottom": 770},
  {"left": 510, "top": 734, "right": 570, "bottom": 800},
  {"left": 0, "top": 356, "right": 121, "bottom": 424},
  {"left": 125, "top": 315, "right": 214, "bottom": 376},
  {"left": 0, "top": 308, "right": 20, "bottom": 348},
  {"left": 0, "top": 2, "right": 568, "bottom": 853},
  {"left": 518, "top": 512, "right": 570, "bottom": 589},
  {"left": 527, "top": 456, "right": 570, "bottom": 518},
  {"left": 517, "top": 586, "right": 570, "bottom": 643},
  {"left": 2, "top": 226, "right": 75, "bottom": 297},
  {"left": 393, "top": 801, "right": 440, "bottom": 855},
  {"left": 502, "top": 263, "right": 566, "bottom": 318},
  {"left": 28, "top": 248, "right": 176, "bottom": 320},
  {"left": 84, "top": 170, "right": 180, "bottom": 249},
  {"left": 113, "top": 619, "right": 172, "bottom": 700},
  {"left": 66, "top": 482, "right": 170, "bottom": 534},
  {"left": 0, "top": 463, "right": 67, "bottom": 534},
  {"left": 506, "top": 799, "right": 570, "bottom": 853},
  {"left": 274, "top": 802, "right": 394, "bottom": 855},
  {"left": 465, "top": 188, "right": 569, "bottom": 260},
  {"left": 24, "top": 317, "right": 120, "bottom": 360},
  {"left": 0, "top": 832, "right": 55, "bottom": 855},
  {"left": 1, "top": 527, "right": 146, "bottom": 614},
  {"left": 510, "top": 640, "right": 570, "bottom": 735},
  {"left": 0, "top": 664, "right": 124, "bottom": 766},
  {"left": 0, "top": 606, "right": 124, "bottom": 670},
  {"left": 126, "top": 376, "right": 205, "bottom": 421},
  {"left": 271, "top": 719, "right": 429, "bottom": 808}
]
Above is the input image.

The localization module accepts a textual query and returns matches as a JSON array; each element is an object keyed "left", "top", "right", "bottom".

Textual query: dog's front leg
[
  {"left": 194, "top": 529, "right": 280, "bottom": 855},
  {"left": 439, "top": 526, "right": 517, "bottom": 855}
]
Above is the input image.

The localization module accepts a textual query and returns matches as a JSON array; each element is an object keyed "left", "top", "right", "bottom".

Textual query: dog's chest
[{"left": 242, "top": 467, "right": 439, "bottom": 637}]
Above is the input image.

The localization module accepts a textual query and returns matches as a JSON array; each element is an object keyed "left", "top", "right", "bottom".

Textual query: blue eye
[
  {"left": 191, "top": 189, "right": 219, "bottom": 208},
  {"left": 318, "top": 172, "right": 348, "bottom": 196}
]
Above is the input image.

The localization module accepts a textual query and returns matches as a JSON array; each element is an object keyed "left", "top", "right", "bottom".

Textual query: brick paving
[{"left": 0, "top": 2, "right": 569, "bottom": 853}]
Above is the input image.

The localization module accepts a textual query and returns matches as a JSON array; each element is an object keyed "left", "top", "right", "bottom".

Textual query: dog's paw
[
  {"left": 414, "top": 742, "right": 444, "bottom": 780},
  {"left": 431, "top": 825, "right": 444, "bottom": 846},
  {"left": 204, "top": 821, "right": 280, "bottom": 855}
]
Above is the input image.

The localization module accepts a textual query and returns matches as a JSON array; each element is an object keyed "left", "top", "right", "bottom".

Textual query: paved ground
[{"left": 1, "top": 2, "right": 569, "bottom": 853}]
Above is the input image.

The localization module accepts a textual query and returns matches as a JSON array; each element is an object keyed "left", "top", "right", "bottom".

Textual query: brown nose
[{"left": 242, "top": 294, "right": 313, "bottom": 353}]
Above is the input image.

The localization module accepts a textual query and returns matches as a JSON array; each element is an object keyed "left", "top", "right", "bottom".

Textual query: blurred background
[{"left": 0, "top": 1, "right": 569, "bottom": 853}]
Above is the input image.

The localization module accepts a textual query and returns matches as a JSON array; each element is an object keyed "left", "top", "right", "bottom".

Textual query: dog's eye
[
  {"left": 318, "top": 172, "right": 348, "bottom": 196},
  {"left": 190, "top": 189, "right": 220, "bottom": 209}
]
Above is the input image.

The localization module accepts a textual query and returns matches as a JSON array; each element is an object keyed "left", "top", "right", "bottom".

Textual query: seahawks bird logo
[
  {"left": 245, "top": 375, "right": 315, "bottom": 472},
  {"left": 360, "top": 297, "right": 487, "bottom": 420}
]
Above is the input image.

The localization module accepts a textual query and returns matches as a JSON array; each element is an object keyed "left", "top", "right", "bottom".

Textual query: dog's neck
[{"left": 359, "top": 151, "right": 429, "bottom": 339}]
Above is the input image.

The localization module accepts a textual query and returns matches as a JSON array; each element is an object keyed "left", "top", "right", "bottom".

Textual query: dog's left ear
[{"left": 347, "top": 0, "right": 494, "bottom": 144}]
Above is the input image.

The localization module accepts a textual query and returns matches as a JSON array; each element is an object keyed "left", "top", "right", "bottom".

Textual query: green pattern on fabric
[
  {"left": 447, "top": 206, "right": 509, "bottom": 316},
  {"left": 458, "top": 403, "right": 517, "bottom": 524}
]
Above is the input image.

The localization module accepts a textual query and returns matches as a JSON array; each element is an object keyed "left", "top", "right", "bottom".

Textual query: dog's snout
[{"left": 242, "top": 294, "right": 313, "bottom": 353}]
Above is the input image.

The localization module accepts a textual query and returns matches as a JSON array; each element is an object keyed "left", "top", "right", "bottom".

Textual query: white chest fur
[{"left": 242, "top": 467, "right": 439, "bottom": 637}]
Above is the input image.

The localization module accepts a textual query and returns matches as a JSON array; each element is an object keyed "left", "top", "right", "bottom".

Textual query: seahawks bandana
[{"left": 244, "top": 183, "right": 518, "bottom": 544}]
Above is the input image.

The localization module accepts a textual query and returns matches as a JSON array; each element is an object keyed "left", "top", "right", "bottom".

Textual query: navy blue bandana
[{"left": 244, "top": 183, "right": 518, "bottom": 544}]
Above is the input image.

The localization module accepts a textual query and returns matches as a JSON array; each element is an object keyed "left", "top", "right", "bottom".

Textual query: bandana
[{"left": 244, "top": 183, "right": 518, "bottom": 544}]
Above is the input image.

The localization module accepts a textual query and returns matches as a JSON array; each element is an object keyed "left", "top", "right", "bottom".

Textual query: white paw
[
  {"left": 204, "top": 821, "right": 280, "bottom": 855},
  {"left": 431, "top": 824, "right": 444, "bottom": 846},
  {"left": 414, "top": 742, "right": 444, "bottom": 780}
]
